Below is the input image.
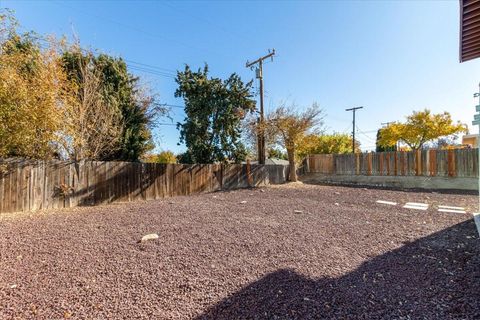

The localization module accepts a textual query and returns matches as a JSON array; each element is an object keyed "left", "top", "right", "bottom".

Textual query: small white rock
[
  {"left": 294, "top": 210, "right": 303, "bottom": 214},
  {"left": 240, "top": 200, "right": 247, "bottom": 204},
  {"left": 334, "top": 203, "right": 339, "bottom": 206},
  {"left": 10, "top": 284, "right": 17, "bottom": 289},
  {"left": 141, "top": 233, "right": 159, "bottom": 242}
]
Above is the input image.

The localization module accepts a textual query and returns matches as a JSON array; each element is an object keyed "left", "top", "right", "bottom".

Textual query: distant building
[{"left": 461, "top": 134, "right": 478, "bottom": 147}]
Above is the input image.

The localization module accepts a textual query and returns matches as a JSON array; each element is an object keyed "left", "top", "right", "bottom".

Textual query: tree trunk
[{"left": 287, "top": 148, "right": 297, "bottom": 182}]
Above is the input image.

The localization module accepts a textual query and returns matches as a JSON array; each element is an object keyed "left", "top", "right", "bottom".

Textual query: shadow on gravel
[{"left": 196, "top": 219, "right": 480, "bottom": 319}]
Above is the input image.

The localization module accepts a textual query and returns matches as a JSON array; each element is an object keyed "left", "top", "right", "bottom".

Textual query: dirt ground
[{"left": 1, "top": 184, "right": 479, "bottom": 319}]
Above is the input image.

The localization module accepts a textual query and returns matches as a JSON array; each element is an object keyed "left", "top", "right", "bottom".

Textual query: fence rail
[
  {"left": 307, "top": 149, "right": 478, "bottom": 178},
  {"left": 0, "top": 159, "right": 289, "bottom": 214}
]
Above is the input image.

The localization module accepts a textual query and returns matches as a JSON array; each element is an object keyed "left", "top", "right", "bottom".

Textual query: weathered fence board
[
  {"left": 0, "top": 159, "right": 289, "bottom": 214},
  {"left": 307, "top": 149, "right": 478, "bottom": 178}
]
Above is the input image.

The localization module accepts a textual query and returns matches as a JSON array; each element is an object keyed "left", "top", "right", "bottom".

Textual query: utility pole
[
  {"left": 345, "top": 106, "right": 364, "bottom": 153},
  {"left": 246, "top": 49, "right": 275, "bottom": 164}
]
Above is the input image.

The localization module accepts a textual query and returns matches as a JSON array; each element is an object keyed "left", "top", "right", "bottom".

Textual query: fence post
[
  {"left": 367, "top": 153, "right": 372, "bottom": 175},
  {"left": 415, "top": 150, "right": 421, "bottom": 176},
  {"left": 246, "top": 159, "right": 253, "bottom": 187},
  {"left": 355, "top": 153, "right": 360, "bottom": 175},
  {"left": 429, "top": 149, "right": 436, "bottom": 176},
  {"left": 379, "top": 152, "right": 383, "bottom": 176},
  {"left": 448, "top": 149, "right": 456, "bottom": 177}
]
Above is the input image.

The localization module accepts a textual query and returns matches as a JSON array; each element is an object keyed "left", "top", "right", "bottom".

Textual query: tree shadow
[
  {"left": 0, "top": 158, "right": 290, "bottom": 212},
  {"left": 73, "top": 163, "right": 289, "bottom": 206},
  {"left": 196, "top": 219, "right": 480, "bottom": 319}
]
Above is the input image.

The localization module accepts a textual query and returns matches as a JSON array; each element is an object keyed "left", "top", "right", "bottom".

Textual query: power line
[
  {"left": 128, "top": 65, "right": 176, "bottom": 79},
  {"left": 51, "top": 0, "right": 239, "bottom": 61},
  {"left": 160, "top": 1, "right": 253, "bottom": 47},
  {"left": 124, "top": 59, "right": 177, "bottom": 74},
  {"left": 381, "top": 121, "right": 395, "bottom": 127},
  {"left": 153, "top": 103, "right": 185, "bottom": 110},
  {"left": 163, "top": 104, "right": 184, "bottom": 109},
  {"left": 31, "top": 32, "right": 178, "bottom": 80},
  {"left": 356, "top": 126, "right": 376, "bottom": 143},
  {"left": 326, "top": 114, "right": 351, "bottom": 124},
  {"left": 357, "top": 129, "right": 378, "bottom": 134},
  {"left": 340, "top": 123, "right": 352, "bottom": 134}
]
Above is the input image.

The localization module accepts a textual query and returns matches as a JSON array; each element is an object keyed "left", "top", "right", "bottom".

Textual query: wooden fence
[
  {"left": 307, "top": 149, "right": 478, "bottom": 178},
  {"left": 0, "top": 159, "right": 289, "bottom": 214}
]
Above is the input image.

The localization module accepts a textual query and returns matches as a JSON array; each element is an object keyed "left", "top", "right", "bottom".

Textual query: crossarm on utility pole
[{"left": 246, "top": 50, "right": 275, "bottom": 68}]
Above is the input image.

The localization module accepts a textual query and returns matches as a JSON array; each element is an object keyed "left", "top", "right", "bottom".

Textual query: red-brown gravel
[{"left": 0, "top": 184, "right": 479, "bottom": 319}]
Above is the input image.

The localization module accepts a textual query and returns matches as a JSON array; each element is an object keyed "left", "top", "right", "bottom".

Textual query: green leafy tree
[
  {"left": 267, "top": 148, "right": 288, "bottom": 160},
  {"left": 156, "top": 150, "right": 177, "bottom": 163},
  {"left": 175, "top": 64, "right": 255, "bottom": 163},
  {"left": 62, "top": 50, "right": 165, "bottom": 161},
  {"left": 375, "top": 129, "right": 396, "bottom": 152},
  {"left": 378, "top": 109, "right": 468, "bottom": 150},
  {"left": 56, "top": 46, "right": 124, "bottom": 161},
  {"left": 176, "top": 151, "right": 192, "bottom": 164}
]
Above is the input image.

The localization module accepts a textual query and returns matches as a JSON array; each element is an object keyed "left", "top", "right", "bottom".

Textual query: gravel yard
[{"left": 1, "top": 184, "right": 479, "bottom": 319}]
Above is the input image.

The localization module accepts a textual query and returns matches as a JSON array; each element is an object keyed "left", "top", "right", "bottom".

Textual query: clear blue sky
[{"left": 3, "top": 0, "right": 480, "bottom": 153}]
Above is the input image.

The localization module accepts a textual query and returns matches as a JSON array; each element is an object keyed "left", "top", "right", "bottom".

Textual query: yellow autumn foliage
[
  {"left": 378, "top": 109, "right": 468, "bottom": 150},
  {"left": 0, "top": 14, "right": 68, "bottom": 159}
]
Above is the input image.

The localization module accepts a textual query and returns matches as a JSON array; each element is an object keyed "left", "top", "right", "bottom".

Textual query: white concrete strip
[
  {"left": 403, "top": 204, "right": 429, "bottom": 211},
  {"left": 405, "top": 202, "right": 428, "bottom": 207},
  {"left": 376, "top": 200, "right": 397, "bottom": 206},
  {"left": 438, "top": 205, "right": 465, "bottom": 210},
  {"left": 473, "top": 213, "right": 480, "bottom": 237},
  {"left": 438, "top": 208, "right": 467, "bottom": 214}
]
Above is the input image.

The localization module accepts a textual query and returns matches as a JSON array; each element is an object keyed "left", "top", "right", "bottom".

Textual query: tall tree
[
  {"left": 175, "top": 64, "right": 255, "bottom": 163},
  {"left": 0, "top": 12, "right": 66, "bottom": 159},
  {"left": 375, "top": 129, "right": 396, "bottom": 152},
  {"left": 57, "top": 47, "right": 123, "bottom": 161},
  {"left": 266, "top": 103, "right": 324, "bottom": 181},
  {"left": 378, "top": 109, "right": 467, "bottom": 150},
  {"left": 62, "top": 50, "right": 165, "bottom": 161}
]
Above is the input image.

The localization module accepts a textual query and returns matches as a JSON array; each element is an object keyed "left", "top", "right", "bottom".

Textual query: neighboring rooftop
[{"left": 462, "top": 133, "right": 479, "bottom": 146}]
